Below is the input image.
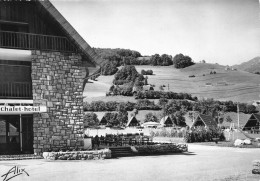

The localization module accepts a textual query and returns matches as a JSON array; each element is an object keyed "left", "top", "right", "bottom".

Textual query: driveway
[{"left": 0, "top": 144, "right": 259, "bottom": 181}]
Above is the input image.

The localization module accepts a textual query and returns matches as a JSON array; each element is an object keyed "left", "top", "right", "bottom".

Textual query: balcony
[
  {"left": 0, "top": 82, "right": 32, "bottom": 99},
  {"left": 0, "top": 31, "right": 77, "bottom": 52}
]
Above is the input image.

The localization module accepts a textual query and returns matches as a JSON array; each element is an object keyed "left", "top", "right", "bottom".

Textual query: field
[{"left": 84, "top": 63, "right": 260, "bottom": 103}]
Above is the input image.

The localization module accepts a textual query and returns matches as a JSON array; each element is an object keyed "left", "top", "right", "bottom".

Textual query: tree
[
  {"left": 144, "top": 76, "right": 148, "bottom": 85},
  {"left": 102, "top": 62, "right": 118, "bottom": 75},
  {"left": 173, "top": 53, "right": 194, "bottom": 69},
  {"left": 161, "top": 54, "right": 173, "bottom": 65},
  {"left": 246, "top": 104, "right": 257, "bottom": 113},
  {"left": 226, "top": 115, "right": 233, "bottom": 123},
  {"left": 151, "top": 54, "right": 161, "bottom": 66},
  {"left": 173, "top": 111, "right": 186, "bottom": 126},
  {"left": 116, "top": 102, "right": 128, "bottom": 126},
  {"left": 84, "top": 113, "right": 99, "bottom": 127},
  {"left": 144, "top": 112, "right": 158, "bottom": 122}
]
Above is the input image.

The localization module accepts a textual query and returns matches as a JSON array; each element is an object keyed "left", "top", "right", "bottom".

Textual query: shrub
[
  {"left": 141, "top": 69, "right": 153, "bottom": 75},
  {"left": 184, "top": 127, "right": 225, "bottom": 143}
]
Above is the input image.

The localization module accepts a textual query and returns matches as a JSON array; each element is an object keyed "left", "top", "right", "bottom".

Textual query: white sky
[{"left": 51, "top": 0, "right": 260, "bottom": 65}]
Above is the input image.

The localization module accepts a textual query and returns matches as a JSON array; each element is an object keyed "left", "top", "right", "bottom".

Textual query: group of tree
[
  {"left": 160, "top": 98, "right": 258, "bottom": 117},
  {"left": 150, "top": 54, "right": 173, "bottom": 66},
  {"left": 135, "top": 90, "right": 197, "bottom": 101},
  {"left": 113, "top": 65, "right": 144, "bottom": 85},
  {"left": 141, "top": 69, "right": 153, "bottom": 75},
  {"left": 84, "top": 99, "right": 160, "bottom": 112},
  {"left": 96, "top": 48, "right": 196, "bottom": 68},
  {"left": 84, "top": 101, "right": 135, "bottom": 112},
  {"left": 173, "top": 53, "right": 194, "bottom": 69},
  {"left": 84, "top": 98, "right": 258, "bottom": 127}
]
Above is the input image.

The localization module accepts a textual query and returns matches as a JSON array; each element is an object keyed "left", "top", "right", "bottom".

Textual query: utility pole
[{"left": 237, "top": 103, "right": 240, "bottom": 129}]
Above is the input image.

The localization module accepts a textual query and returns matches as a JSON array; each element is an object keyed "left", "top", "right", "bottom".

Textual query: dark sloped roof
[
  {"left": 160, "top": 116, "right": 173, "bottom": 125},
  {"left": 38, "top": 0, "right": 107, "bottom": 69},
  {"left": 126, "top": 116, "right": 139, "bottom": 127},
  {"left": 99, "top": 116, "right": 107, "bottom": 124},
  {"left": 193, "top": 114, "right": 217, "bottom": 129}
]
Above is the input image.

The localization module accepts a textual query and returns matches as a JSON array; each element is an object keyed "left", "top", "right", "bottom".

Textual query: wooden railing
[
  {"left": 0, "top": 31, "right": 77, "bottom": 52},
  {"left": 0, "top": 82, "right": 32, "bottom": 99}
]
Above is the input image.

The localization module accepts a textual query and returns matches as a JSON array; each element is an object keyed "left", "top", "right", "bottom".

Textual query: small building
[
  {"left": 126, "top": 116, "right": 140, "bottom": 127},
  {"left": 142, "top": 121, "right": 161, "bottom": 128},
  {"left": 225, "top": 66, "right": 230, "bottom": 71},
  {"left": 143, "top": 85, "right": 154, "bottom": 91},
  {"left": 243, "top": 113, "right": 260, "bottom": 132},
  {"left": 160, "top": 116, "right": 174, "bottom": 127},
  {"left": 191, "top": 114, "right": 217, "bottom": 130}
]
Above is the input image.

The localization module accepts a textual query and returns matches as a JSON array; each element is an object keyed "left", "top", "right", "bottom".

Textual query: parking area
[{"left": 0, "top": 144, "right": 259, "bottom": 181}]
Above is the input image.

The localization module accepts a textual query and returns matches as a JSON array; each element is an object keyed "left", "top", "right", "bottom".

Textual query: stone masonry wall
[{"left": 31, "top": 50, "right": 85, "bottom": 154}]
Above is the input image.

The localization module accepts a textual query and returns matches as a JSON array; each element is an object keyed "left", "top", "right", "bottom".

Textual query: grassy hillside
[
  {"left": 233, "top": 56, "right": 260, "bottom": 73},
  {"left": 84, "top": 63, "right": 260, "bottom": 103}
]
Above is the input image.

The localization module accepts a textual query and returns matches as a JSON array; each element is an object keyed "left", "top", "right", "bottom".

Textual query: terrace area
[
  {"left": 0, "top": 82, "right": 32, "bottom": 99},
  {"left": 0, "top": 31, "right": 77, "bottom": 53}
]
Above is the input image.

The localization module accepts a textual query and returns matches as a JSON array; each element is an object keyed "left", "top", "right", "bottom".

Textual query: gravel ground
[{"left": 0, "top": 144, "right": 259, "bottom": 181}]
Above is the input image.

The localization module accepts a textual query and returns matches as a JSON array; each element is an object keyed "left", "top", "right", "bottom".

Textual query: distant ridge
[{"left": 233, "top": 57, "right": 260, "bottom": 73}]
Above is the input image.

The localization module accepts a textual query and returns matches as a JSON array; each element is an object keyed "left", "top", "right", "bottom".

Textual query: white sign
[{"left": 0, "top": 106, "right": 47, "bottom": 114}]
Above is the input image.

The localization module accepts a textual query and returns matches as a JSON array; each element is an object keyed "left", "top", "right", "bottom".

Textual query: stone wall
[{"left": 31, "top": 50, "right": 86, "bottom": 154}]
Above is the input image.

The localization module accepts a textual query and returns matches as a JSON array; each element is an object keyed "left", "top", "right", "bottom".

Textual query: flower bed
[
  {"left": 134, "top": 143, "right": 188, "bottom": 155},
  {"left": 43, "top": 149, "right": 111, "bottom": 161}
]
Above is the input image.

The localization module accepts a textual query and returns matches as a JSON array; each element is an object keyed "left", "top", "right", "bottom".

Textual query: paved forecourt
[{"left": 0, "top": 144, "right": 259, "bottom": 181}]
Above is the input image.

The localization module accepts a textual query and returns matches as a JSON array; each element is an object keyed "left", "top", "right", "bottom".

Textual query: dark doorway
[
  {"left": 21, "top": 115, "right": 33, "bottom": 154},
  {"left": 0, "top": 115, "right": 33, "bottom": 155},
  {"left": 0, "top": 115, "right": 20, "bottom": 154}
]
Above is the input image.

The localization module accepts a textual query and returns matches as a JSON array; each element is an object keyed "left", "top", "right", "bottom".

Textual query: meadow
[{"left": 84, "top": 63, "right": 260, "bottom": 103}]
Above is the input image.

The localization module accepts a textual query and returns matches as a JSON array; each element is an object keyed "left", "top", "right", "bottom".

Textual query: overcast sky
[{"left": 51, "top": 0, "right": 260, "bottom": 65}]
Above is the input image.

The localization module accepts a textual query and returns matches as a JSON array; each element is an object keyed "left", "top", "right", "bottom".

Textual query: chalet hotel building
[{"left": 0, "top": 0, "right": 103, "bottom": 154}]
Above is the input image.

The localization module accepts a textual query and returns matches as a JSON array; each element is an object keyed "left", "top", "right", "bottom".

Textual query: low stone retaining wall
[
  {"left": 43, "top": 149, "right": 111, "bottom": 161},
  {"left": 134, "top": 143, "right": 188, "bottom": 155}
]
